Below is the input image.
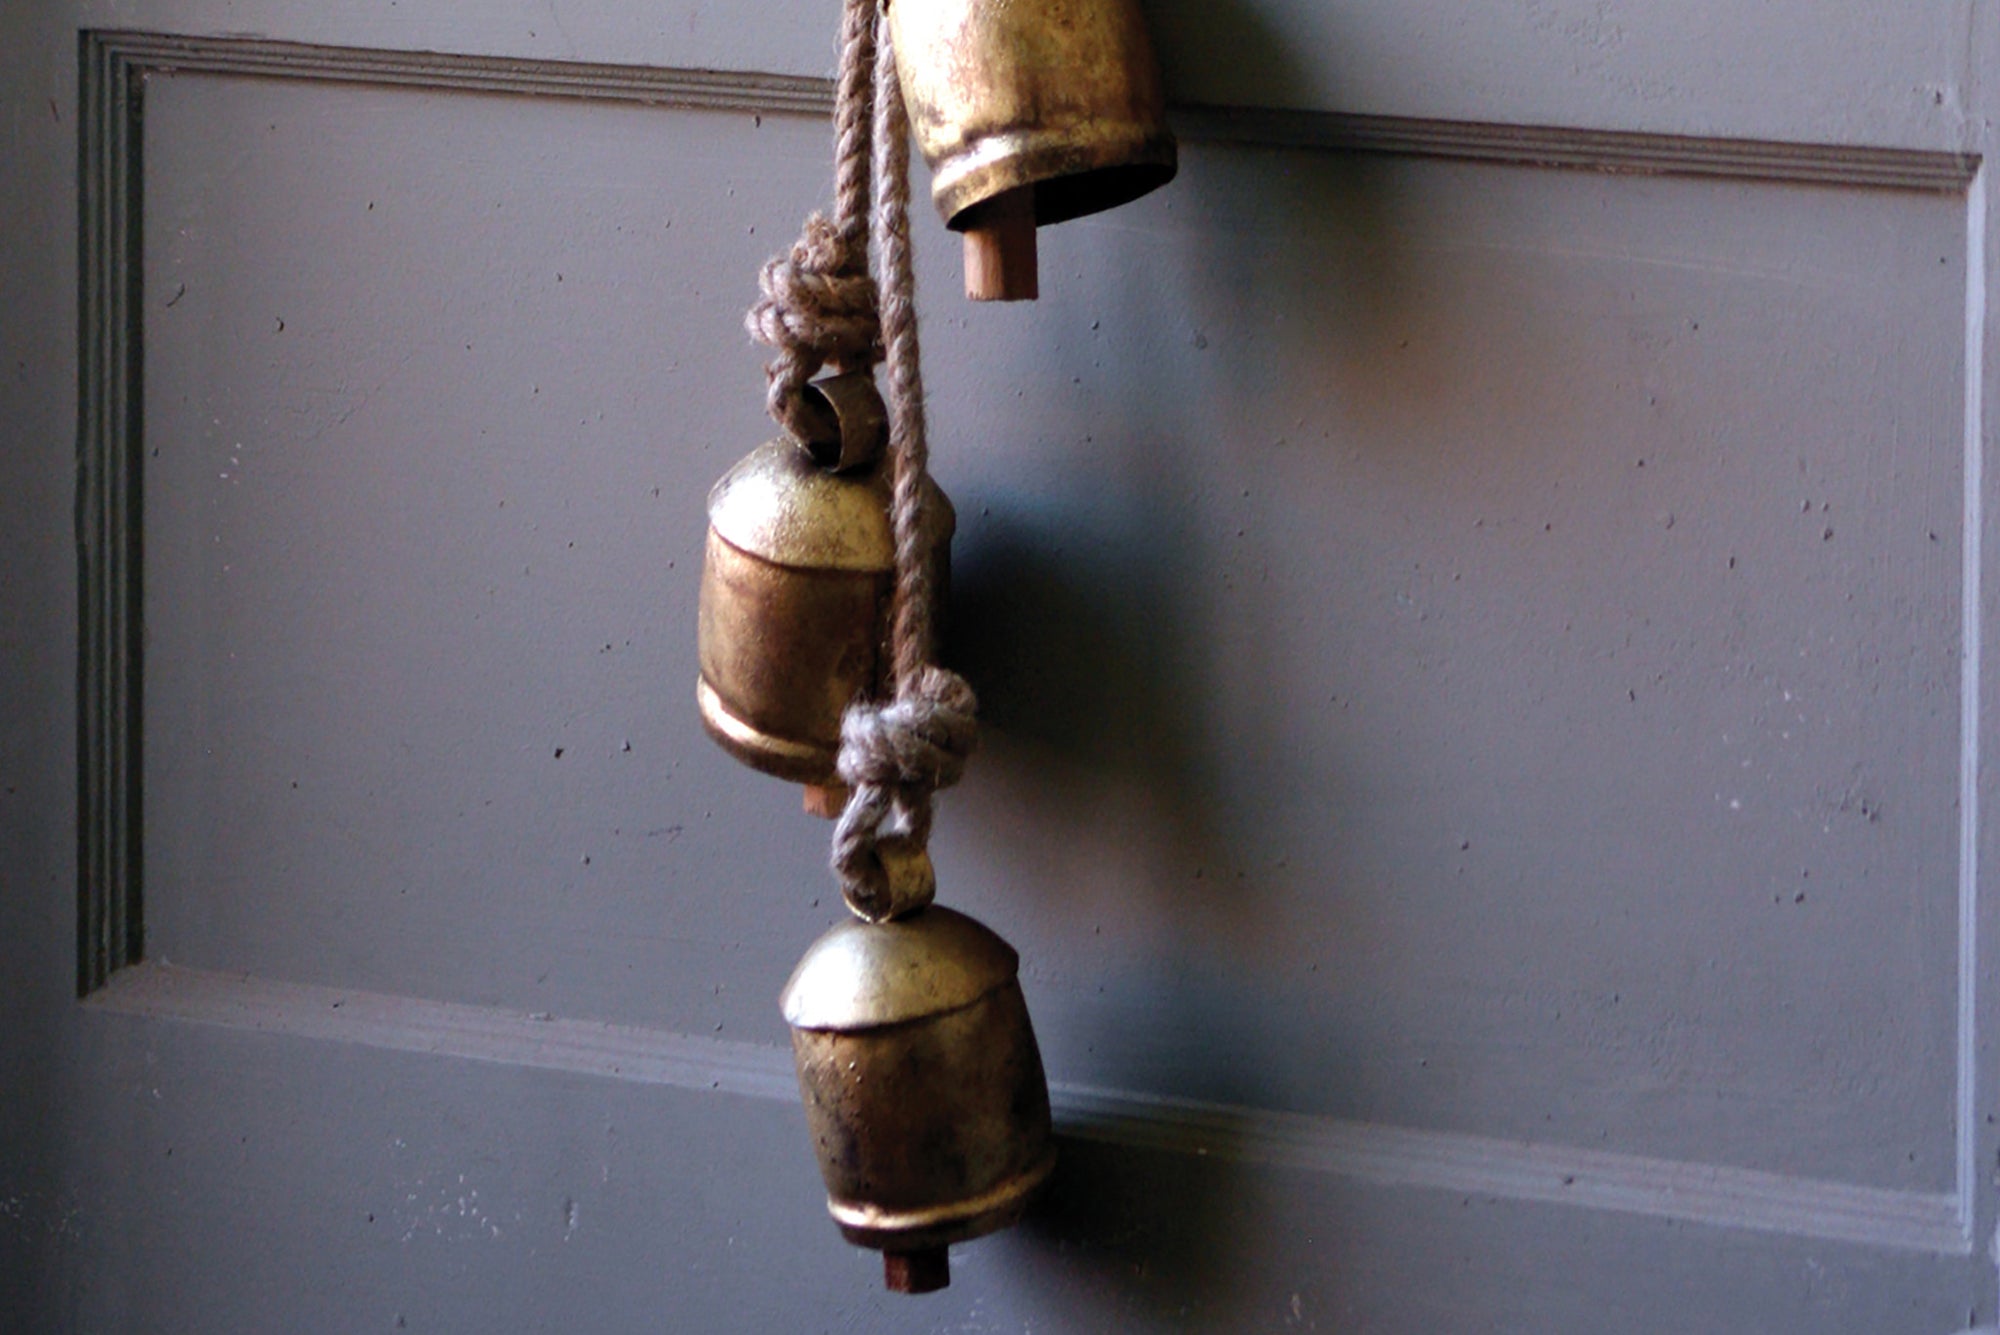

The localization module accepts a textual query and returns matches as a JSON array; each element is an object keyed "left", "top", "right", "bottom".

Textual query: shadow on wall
[
  {"left": 937, "top": 7, "right": 1437, "bottom": 954},
  {"left": 1003, "top": 1136, "right": 1278, "bottom": 1329},
  {"left": 1149, "top": 0, "right": 1451, "bottom": 435},
  {"left": 933, "top": 0, "right": 1436, "bottom": 1324},
  {"left": 945, "top": 494, "right": 1233, "bottom": 921}
]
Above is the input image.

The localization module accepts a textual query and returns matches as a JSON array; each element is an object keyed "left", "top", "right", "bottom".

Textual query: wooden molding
[
  {"left": 1170, "top": 105, "right": 1978, "bottom": 192},
  {"left": 88, "top": 30, "right": 1980, "bottom": 187},
  {"left": 102, "top": 30, "right": 833, "bottom": 117},
  {"left": 1953, "top": 175, "right": 1987, "bottom": 1227},
  {"left": 77, "top": 31, "right": 147, "bottom": 994},
  {"left": 88, "top": 962, "right": 1972, "bottom": 1256}
]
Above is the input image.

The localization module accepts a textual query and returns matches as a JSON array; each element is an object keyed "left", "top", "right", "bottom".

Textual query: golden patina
[
  {"left": 887, "top": 0, "right": 1178, "bottom": 231},
  {"left": 694, "top": 375, "right": 953, "bottom": 787},
  {"left": 782, "top": 906, "right": 1056, "bottom": 1285}
]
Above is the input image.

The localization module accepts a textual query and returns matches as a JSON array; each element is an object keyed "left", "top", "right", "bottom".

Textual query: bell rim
[
  {"left": 827, "top": 1145, "right": 1057, "bottom": 1252},
  {"left": 937, "top": 131, "right": 1177, "bottom": 230},
  {"left": 696, "top": 675, "right": 839, "bottom": 783}
]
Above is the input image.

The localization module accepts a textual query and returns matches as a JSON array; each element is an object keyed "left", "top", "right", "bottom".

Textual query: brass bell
[
  {"left": 888, "top": 0, "right": 1177, "bottom": 301},
  {"left": 695, "top": 374, "right": 954, "bottom": 813},
  {"left": 782, "top": 905, "right": 1056, "bottom": 1293}
]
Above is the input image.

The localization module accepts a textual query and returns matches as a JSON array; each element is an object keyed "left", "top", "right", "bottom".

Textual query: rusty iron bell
[
  {"left": 782, "top": 905, "right": 1056, "bottom": 1293},
  {"left": 696, "top": 374, "right": 954, "bottom": 813},
  {"left": 888, "top": 0, "right": 1178, "bottom": 301}
]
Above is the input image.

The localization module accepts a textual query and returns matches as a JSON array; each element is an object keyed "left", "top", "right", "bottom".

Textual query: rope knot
[
  {"left": 830, "top": 667, "right": 978, "bottom": 920},
  {"left": 746, "top": 214, "right": 880, "bottom": 440},
  {"left": 835, "top": 666, "right": 977, "bottom": 792}
]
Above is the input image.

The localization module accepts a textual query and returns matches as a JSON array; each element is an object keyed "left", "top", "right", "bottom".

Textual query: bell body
[
  {"left": 696, "top": 439, "right": 952, "bottom": 785},
  {"left": 782, "top": 906, "right": 1055, "bottom": 1258},
  {"left": 888, "top": 0, "right": 1177, "bottom": 231}
]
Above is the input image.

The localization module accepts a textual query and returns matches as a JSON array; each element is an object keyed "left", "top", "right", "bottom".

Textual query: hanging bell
[
  {"left": 782, "top": 905, "right": 1056, "bottom": 1293},
  {"left": 696, "top": 374, "right": 955, "bottom": 814},
  {"left": 888, "top": 0, "right": 1177, "bottom": 301}
]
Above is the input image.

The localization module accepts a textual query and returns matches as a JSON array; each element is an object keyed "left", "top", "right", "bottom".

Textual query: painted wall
[{"left": 3, "top": 2, "right": 1998, "bottom": 1330}]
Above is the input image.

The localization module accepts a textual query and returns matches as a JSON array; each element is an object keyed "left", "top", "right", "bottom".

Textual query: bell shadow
[
  {"left": 927, "top": 0, "right": 1455, "bottom": 1318},
  {"left": 1159, "top": 0, "right": 1520, "bottom": 480},
  {"left": 1146, "top": 0, "right": 1449, "bottom": 433},
  {"left": 998, "top": 972, "right": 1328, "bottom": 1328},
  {"left": 940, "top": 467, "right": 1295, "bottom": 1326},
  {"left": 944, "top": 495, "right": 1231, "bottom": 914},
  {"left": 1000, "top": 1133, "right": 1260, "bottom": 1326}
]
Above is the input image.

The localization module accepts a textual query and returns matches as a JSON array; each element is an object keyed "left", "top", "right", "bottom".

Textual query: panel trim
[
  {"left": 1172, "top": 106, "right": 1978, "bottom": 192},
  {"left": 102, "top": 30, "right": 834, "bottom": 118},
  {"left": 76, "top": 30, "right": 147, "bottom": 994},
  {"left": 1961, "top": 166, "right": 1989, "bottom": 1243},
  {"left": 86, "top": 963, "right": 1972, "bottom": 1256},
  {"left": 87, "top": 30, "right": 1978, "bottom": 190}
]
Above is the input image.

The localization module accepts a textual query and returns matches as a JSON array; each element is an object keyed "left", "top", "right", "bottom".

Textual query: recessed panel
[
  {"left": 141, "top": 74, "right": 839, "bottom": 1044},
  {"left": 144, "top": 73, "right": 1964, "bottom": 1190},
  {"left": 930, "top": 151, "right": 1965, "bottom": 1190}
]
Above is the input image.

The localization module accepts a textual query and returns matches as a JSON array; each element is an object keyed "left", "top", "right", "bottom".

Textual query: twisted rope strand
[
  {"left": 871, "top": 33, "right": 939, "bottom": 688},
  {"left": 827, "top": 20, "right": 979, "bottom": 922},
  {"left": 828, "top": 0, "right": 876, "bottom": 259},
  {"left": 744, "top": 0, "right": 881, "bottom": 443}
]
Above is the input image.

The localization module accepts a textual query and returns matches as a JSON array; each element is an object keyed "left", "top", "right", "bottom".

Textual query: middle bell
[{"left": 696, "top": 375, "right": 955, "bottom": 793}]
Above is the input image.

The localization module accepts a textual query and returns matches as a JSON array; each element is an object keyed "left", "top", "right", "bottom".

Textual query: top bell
[{"left": 888, "top": 0, "right": 1177, "bottom": 301}]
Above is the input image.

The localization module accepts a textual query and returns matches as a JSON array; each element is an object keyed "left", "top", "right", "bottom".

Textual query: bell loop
[
  {"left": 795, "top": 371, "right": 888, "bottom": 473},
  {"left": 841, "top": 836, "right": 937, "bottom": 922}
]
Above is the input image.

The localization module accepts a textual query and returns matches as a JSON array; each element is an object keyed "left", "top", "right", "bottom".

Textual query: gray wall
[
  {"left": 4, "top": 1, "right": 1999, "bottom": 1331},
  {"left": 2, "top": 0, "right": 93, "bottom": 1328}
]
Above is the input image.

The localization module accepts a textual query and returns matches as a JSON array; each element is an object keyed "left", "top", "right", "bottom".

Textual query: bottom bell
[{"left": 780, "top": 905, "right": 1055, "bottom": 1293}]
